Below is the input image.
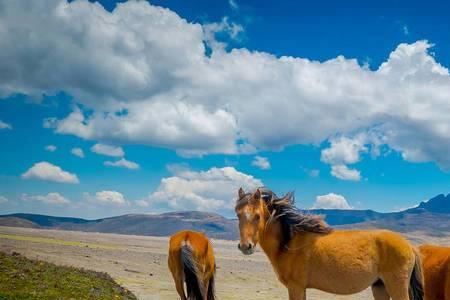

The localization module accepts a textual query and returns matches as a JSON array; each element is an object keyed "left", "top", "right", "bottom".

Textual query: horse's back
[
  {"left": 314, "top": 229, "right": 415, "bottom": 275},
  {"left": 419, "top": 244, "right": 450, "bottom": 300},
  {"left": 318, "top": 229, "right": 412, "bottom": 251}
]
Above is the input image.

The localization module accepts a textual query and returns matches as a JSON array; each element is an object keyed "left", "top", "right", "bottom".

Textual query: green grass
[
  {"left": 0, "top": 251, "right": 137, "bottom": 300},
  {"left": 0, "top": 233, "right": 121, "bottom": 250}
]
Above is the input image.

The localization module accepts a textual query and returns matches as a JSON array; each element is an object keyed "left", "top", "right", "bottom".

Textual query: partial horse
[
  {"left": 168, "top": 230, "right": 216, "bottom": 300},
  {"left": 235, "top": 187, "right": 423, "bottom": 300},
  {"left": 419, "top": 244, "right": 450, "bottom": 300}
]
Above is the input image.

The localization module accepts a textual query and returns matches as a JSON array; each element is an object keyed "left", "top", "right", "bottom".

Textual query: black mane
[{"left": 260, "top": 188, "right": 332, "bottom": 250}]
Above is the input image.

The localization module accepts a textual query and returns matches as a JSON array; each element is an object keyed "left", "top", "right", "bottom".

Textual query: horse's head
[{"left": 235, "top": 187, "right": 266, "bottom": 255}]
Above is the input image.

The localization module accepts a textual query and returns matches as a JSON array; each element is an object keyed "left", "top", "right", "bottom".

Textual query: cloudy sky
[{"left": 1, "top": 0, "right": 450, "bottom": 219}]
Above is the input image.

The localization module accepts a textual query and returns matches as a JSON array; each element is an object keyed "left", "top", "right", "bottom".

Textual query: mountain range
[{"left": 1, "top": 193, "right": 449, "bottom": 240}]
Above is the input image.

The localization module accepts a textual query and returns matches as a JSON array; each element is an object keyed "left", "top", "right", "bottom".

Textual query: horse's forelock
[{"left": 235, "top": 192, "right": 252, "bottom": 210}]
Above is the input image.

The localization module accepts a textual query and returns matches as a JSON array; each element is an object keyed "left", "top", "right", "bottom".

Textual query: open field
[{"left": 1, "top": 226, "right": 450, "bottom": 300}]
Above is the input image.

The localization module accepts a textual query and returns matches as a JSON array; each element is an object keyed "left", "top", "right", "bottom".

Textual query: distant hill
[
  {"left": 0, "top": 216, "right": 40, "bottom": 228},
  {"left": 343, "top": 195, "right": 450, "bottom": 236},
  {"left": 1, "top": 193, "right": 450, "bottom": 239},
  {"left": 341, "top": 209, "right": 450, "bottom": 236},
  {"left": 0, "top": 213, "right": 91, "bottom": 227},
  {"left": 0, "top": 211, "right": 238, "bottom": 240},
  {"left": 415, "top": 193, "right": 450, "bottom": 213},
  {"left": 317, "top": 193, "right": 450, "bottom": 236},
  {"left": 305, "top": 208, "right": 385, "bottom": 225}
]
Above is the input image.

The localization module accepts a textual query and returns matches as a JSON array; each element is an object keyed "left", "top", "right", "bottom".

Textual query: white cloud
[
  {"left": 51, "top": 103, "right": 239, "bottom": 157},
  {"left": 45, "top": 145, "right": 57, "bottom": 152},
  {"left": 84, "top": 190, "right": 128, "bottom": 206},
  {"left": 229, "top": 0, "right": 238, "bottom": 10},
  {"left": 0, "top": 120, "right": 12, "bottom": 130},
  {"left": 139, "top": 166, "right": 262, "bottom": 214},
  {"left": 312, "top": 193, "right": 353, "bottom": 210},
  {"left": 203, "top": 17, "right": 244, "bottom": 50},
  {"left": 321, "top": 133, "right": 374, "bottom": 180},
  {"left": 21, "top": 161, "right": 79, "bottom": 184},
  {"left": 403, "top": 25, "right": 409, "bottom": 35},
  {"left": 0, "top": 196, "right": 8, "bottom": 204},
  {"left": 251, "top": 156, "right": 271, "bottom": 170},
  {"left": 300, "top": 166, "right": 320, "bottom": 178},
  {"left": 331, "top": 165, "right": 361, "bottom": 181},
  {"left": 104, "top": 158, "right": 139, "bottom": 170},
  {"left": 21, "top": 192, "right": 70, "bottom": 205},
  {"left": 308, "top": 169, "right": 320, "bottom": 178},
  {"left": 321, "top": 134, "right": 369, "bottom": 165},
  {"left": 166, "top": 163, "right": 190, "bottom": 174},
  {"left": 91, "top": 143, "right": 124, "bottom": 157},
  {"left": 1, "top": 1, "right": 450, "bottom": 169},
  {"left": 71, "top": 147, "right": 84, "bottom": 158}
]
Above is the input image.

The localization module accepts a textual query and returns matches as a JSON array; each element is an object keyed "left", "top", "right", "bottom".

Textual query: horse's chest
[{"left": 271, "top": 257, "right": 307, "bottom": 286}]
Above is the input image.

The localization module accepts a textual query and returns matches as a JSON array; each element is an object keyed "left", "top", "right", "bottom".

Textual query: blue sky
[{"left": 0, "top": 0, "right": 450, "bottom": 219}]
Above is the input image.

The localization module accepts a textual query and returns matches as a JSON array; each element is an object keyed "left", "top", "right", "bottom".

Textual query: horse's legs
[
  {"left": 382, "top": 276, "right": 409, "bottom": 300},
  {"left": 168, "top": 270, "right": 186, "bottom": 300},
  {"left": 446, "top": 272, "right": 450, "bottom": 300},
  {"left": 202, "top": 278, "right": 209, "bottom": 300},
  {"left": 168, "top": 251, "right": 187, "bottom": 300},
  {"left": 173, "top": 275, "right": 187, "bottom": 300},
  {"left": 371, "top": 282, "right": 390, "bottom": 300},
  {"left": 288, "top": 287, "right": 306, "bottom": 300}
]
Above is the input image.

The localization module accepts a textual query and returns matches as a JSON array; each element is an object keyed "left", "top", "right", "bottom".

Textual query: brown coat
[
  {"left": 168, "top": 230, "right": 216, "bottom": 300},
  {"left": 419, "top": 244, "right": 450, "bottom": 300}
]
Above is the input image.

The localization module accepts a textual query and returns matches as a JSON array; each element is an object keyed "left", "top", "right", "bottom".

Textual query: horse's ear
[
  {"left": 238, "top": 187, "right": 245, "bottom": 199},
  {"left": 253, "top": 188, "right": 261, "bottom": 200}
]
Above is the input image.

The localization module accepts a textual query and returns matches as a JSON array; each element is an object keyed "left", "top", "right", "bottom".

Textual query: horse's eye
[{"left": 254, "top": 214, "right": 260, "bottom": 221}]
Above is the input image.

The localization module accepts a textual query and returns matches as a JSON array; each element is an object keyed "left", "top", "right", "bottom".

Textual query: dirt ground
[{"left": 1, "top": 226, "right": 449, "bottom": 300}]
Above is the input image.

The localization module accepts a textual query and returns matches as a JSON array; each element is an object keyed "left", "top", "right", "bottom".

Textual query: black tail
[
  {"left": 206, "top": 267, "right": 216, "bottom": 300},
  {"left": 181, "top": 245, "right": 204, "bottom": 300},
  {"left": 409, "top": 249, "right": 424, "bottom": 300}
]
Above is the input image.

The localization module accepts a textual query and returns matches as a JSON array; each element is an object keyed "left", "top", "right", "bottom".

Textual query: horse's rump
[
  {"left": 419, "top": 244, "right": 450, "bottom": 300},
  {"left": 168, "top": 230, "right": 216, "bottom": 300}
]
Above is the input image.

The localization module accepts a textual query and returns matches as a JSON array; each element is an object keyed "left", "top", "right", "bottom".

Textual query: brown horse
[
  {"left": 168, "top": 230, "right": 216, "bottom": 300},
  {"left": 419, "top": 244, "right": 450, "bottom": 300},
  {"left": 235, "top": 187, "right": 423, "bottom": 300}
]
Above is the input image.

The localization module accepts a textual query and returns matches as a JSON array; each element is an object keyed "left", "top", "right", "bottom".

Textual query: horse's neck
[
  {"left": 258, "top": 220, "right": 286, "bottom": 263},
  {"left": 258, "top": 229, "right": 277, "bottom": 267},
  {"left": 258, "top": 219, "right": 312, "bottom": 265}
]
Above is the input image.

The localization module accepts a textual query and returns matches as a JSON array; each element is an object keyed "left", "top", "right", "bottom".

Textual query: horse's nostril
[{"left": 238, "top": 244, "right": 241, "bottom": 250}]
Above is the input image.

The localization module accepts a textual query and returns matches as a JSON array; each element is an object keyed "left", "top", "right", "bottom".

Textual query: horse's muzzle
[{"left": 238, "top": 243, "right": 255, "bottom": 255}]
